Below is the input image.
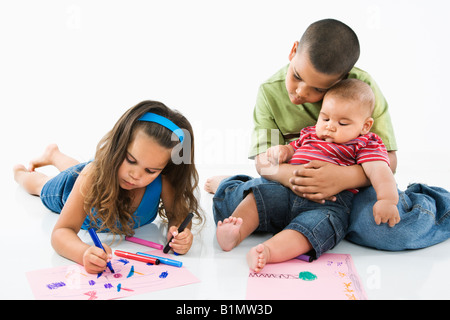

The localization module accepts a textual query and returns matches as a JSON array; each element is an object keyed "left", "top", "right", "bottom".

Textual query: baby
[{"left": 216, "top": 79, "right": 400, "bottom": 272}]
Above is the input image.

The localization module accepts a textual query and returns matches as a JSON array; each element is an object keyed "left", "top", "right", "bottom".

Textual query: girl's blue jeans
[{"left": 213, "top": 175, "right": 450, "bottom": 251}]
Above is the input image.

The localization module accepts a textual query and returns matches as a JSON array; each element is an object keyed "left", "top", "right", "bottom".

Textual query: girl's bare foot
[
  {"left": 13, "top": 164, "right": 29, "bottom": 183},
  {"left": 247, "top": 243, "right": 270, "bottom": 273},
  {"left": 28, "top": 144, "right": 60, "bottom": 171},
  {"left": 13, "top": 164, "right": 50, "bottom": 196},
  {"left": 216, "top": 216, "right": 243, "bottom": 251},
  {"left": 204, "top": 175, "right": 230, "bottom": 194}
]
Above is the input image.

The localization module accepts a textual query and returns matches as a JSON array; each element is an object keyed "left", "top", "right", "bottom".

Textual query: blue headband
[{"left": 138, "top": 113, "right": 184, "bottom": 143}]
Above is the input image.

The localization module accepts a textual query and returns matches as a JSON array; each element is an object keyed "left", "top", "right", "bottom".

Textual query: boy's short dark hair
[{"left": 299, "top": 19, "right": 360, "bottom": 77}]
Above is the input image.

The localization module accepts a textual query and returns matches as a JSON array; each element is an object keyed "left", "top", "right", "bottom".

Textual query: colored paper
[
  {"left": 246, "top": 253, "right": 367, "bottom": 300},
  {"left": 26, "top": 250, "right": 199, "bottom": 300}
]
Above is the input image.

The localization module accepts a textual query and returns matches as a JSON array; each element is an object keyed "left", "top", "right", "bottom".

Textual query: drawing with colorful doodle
[{"left": 26, "top": 251, "right": 199, "bottom": 300}]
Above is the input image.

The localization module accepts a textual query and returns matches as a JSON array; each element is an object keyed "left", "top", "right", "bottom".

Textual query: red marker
[{"left": 114, "top": 250, "right": 160, "bottom": 265}]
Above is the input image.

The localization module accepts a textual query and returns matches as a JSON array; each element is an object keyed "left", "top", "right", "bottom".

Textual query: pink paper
[
  {"left": 26, "top": 250, "right": 199, "bottom": 300},
  {"left": 246, "top": 253, "right": 367, "bottom": 300}
]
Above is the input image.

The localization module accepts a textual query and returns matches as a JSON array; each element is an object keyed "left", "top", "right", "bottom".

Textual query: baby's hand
[
  {"left": 373, "top": 200, "right": 400, "bottom": 227},
  {"left": 166, "top": 226, "right": 193, "bottom": 254},
  {"left": 83, "top": 244, "right": 112, "bottom": 274},
  {"left": 266, "top": 145, "right": 294, "bottom": 165}
]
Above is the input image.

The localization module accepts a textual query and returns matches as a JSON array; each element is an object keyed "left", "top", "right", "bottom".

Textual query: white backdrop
[
  {"left": 2, "top": 0, "right": 450, "bottom": 190},
  {"left": 2, "top": 0, "right": 450, "bottom": 301}
]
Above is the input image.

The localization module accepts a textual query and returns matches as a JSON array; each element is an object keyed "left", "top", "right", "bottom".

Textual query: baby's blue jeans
[
  {"left": 213, "top": 175, "right": 353, "bottom": 258},
  {"left": 213, "top": 176, "right": 450, "bottom": 251}
]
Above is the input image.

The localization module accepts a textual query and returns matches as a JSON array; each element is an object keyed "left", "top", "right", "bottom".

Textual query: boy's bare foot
[
  {"left": 247, "top": 243, "right": 270, "bottom": 273},
  {"left": 216, "top": 216, "right": 243, "bottom": 251},
  {"left": 29, "top": 144, "right": 60, "bottom": 171},
  {"left": 204, "top": 175, "right": 230, "bottom": 194}
]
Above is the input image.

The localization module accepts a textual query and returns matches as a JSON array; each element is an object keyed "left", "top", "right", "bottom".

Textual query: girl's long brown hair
[{"left": 83, "top": 100, "right": 201, "bottom": 237}]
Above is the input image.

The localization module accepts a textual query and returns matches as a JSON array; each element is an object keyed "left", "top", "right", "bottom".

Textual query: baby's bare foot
[
  {"left": 204, "top": 175, "right": 230, "bottom": 194},
  {"left": 216, "top": 216, "right": 243, "bottom": 251},
  {"left": 247, "top": 243, "right": 270, "bottom": 273},
  {"left": 29, "top": 144, "right": 59, "bottom": 171}
]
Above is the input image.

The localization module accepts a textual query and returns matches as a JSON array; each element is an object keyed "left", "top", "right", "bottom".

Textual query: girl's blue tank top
[{"left": 82, "top": 175, "right": 162, "bottom": 231}]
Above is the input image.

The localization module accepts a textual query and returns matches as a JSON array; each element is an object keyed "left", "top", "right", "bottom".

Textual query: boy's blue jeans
[
  {"left": 347, "top": 183, "right": 450, "bottom": 250},
  {"left": 213, "top": 176, "right": 450, "bottom": 251}
]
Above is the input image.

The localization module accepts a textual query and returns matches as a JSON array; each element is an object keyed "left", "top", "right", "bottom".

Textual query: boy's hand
[
  {"left": 373, "top": 199, "right": 400, "bottom": 227},
  {"left": 290, "top": 160, "right": 340, "bottom": 202},
  {"left": 166, "top": 226, "right": 193, "bottom": 254},
  {"left": 83, "top": 244, "right": 112, "bottom": 274}
]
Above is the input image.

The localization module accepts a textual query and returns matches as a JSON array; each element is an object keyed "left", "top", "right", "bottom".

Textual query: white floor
[
  {"left": 2, "top": 1, "right": 450, "bottom": 301},
  {"left": 2, "top": 156, "right": 450, "bottom": 300}
]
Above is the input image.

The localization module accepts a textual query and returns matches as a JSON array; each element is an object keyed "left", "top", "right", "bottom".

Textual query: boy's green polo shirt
[{"left": 248, "top": 64, "right": 397, "bottom": 159}]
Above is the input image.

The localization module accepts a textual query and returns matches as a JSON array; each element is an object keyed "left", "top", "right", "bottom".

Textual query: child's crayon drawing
[
  {"left": 246, "top": 253, "right": 367, "bottom": 300},
  {"left": 26, "top": 250, "right": 199, "bottom": 300}
]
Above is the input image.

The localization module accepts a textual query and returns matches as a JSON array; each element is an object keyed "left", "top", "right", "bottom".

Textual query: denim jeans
[
  {"left": 40, "top": 162, "right": 89, "bottom": 214},
  {"left": 347, "top": 183, "right": 450, "bottom": 251},
  {"left": 213, "top": 175, "right": 354, "bottom": 258},
  {"left": 213, "top": 176, "right": 450, "bottom": 252}
]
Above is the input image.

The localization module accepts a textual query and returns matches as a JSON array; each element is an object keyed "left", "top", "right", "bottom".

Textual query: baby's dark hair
[
  {"left": 325, "top": 79, "right": 375, "bottom": 116},
  {"left": 299, "top": 19, "right": 360, "bottom": 77}
]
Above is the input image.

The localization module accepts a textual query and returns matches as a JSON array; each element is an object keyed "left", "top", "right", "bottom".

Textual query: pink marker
[{"left": 125, "top": 236, "right": 163, "bottom": 250}]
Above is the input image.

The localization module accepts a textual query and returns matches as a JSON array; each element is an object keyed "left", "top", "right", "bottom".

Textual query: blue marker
[
  {"left": 136, "top": 252, "right": 183, "bottom": 268},
  {"left": 88, "top": 228, "right": 115, "bottom": 273}
]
